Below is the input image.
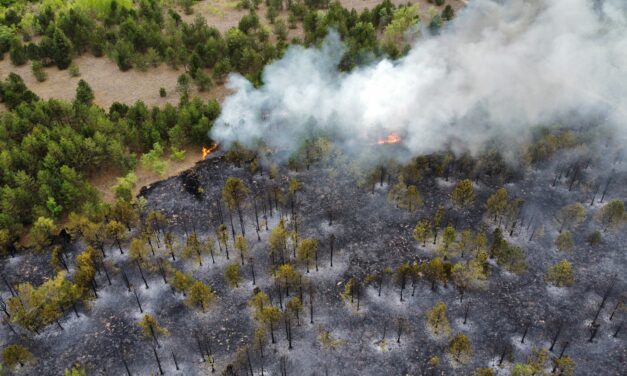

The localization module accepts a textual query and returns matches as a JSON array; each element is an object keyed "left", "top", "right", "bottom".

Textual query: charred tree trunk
[
  {"left": 132, "top": 288, "right": 143, "bottom": 313},
  {"left": 250, "top": 258, "right": 256, "bottom": 285},
  {"left": 136, "top": 260, "right": 149, "bottom": 289},
  {"left": 153, "top": 347, "right": 164, "bottom": 375},
  {"left": 309, "top": 285, "right": 314, "bottom": 324}
]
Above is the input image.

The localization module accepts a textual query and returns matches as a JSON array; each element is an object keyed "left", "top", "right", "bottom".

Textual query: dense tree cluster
[{"left": 0, "top": 74, "right": 220, "bottom": 236}]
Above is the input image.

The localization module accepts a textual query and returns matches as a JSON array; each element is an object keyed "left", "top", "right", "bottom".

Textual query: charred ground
[{"left": 1, "top": 131, "right": 625, "bottom": 375}]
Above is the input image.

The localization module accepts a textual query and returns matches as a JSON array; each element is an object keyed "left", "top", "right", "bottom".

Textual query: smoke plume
[{"left": 211, "top": 0, "right": 627, "bottom": 159}]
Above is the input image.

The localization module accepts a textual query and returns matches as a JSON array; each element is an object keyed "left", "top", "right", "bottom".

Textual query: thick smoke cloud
[{"left": 211, "top": 0, "right": 627, "bottom": 159}]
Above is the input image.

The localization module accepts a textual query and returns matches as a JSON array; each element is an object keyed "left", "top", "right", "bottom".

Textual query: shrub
[
  {"left": 159, "top": 87, "right": 167, "bottom": 97},
  {"left": 32, "top": 60, "right": 47, "bottom": 82},
  {"left": 586, "top": 230, "right": 601, "bottom": 246},
  {"left": 68, "top": 63, "right": 81, "bottom": 77}
]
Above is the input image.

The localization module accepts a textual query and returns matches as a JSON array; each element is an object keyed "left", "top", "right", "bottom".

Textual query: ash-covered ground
[{"left": 1, "top": 141, "right": 626, "bottom": 376}]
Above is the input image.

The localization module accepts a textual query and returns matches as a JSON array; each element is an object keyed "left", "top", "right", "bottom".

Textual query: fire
[
  {"left": 376, "top": 133, "right": 402, "bottom": 145},
  {"left": 201, "top": 143, "right": 219, "bottom": 159}
]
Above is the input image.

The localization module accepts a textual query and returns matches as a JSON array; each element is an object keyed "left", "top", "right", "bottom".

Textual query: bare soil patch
[
  {"left": 89, "top": 145, "right": 207, "bottom": 204},
  {"left": 0, "top": 56, "right": 230, "bottom": 111}
]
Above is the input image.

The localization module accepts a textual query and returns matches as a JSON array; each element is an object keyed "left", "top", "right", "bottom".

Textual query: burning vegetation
[
  {"left": 376, "top": 133, "right": 402, "bottom": 145},
  {"left": 202, "top": 143, "right": 220, "bottom": 159}
]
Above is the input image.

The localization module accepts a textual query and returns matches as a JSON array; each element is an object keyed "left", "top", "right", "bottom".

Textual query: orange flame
[
  {"left": 376, "top": 133, "right": 402, "bottom": 145},
  {"left": 202, "top": 143, "right": 219, "bottom": 159}
]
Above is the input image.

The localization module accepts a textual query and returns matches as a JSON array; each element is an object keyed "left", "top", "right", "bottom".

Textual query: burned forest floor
[{"left": 1, "top": 140, "right": 626, "bottom": 376}]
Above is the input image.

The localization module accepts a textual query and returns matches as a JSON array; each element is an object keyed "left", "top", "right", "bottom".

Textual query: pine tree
[
  {"left": 75, "top": 79, "right": 94, "bottom": 105},
  {"left": 52, "top": 28, "right": 73, "bottom": 69}
]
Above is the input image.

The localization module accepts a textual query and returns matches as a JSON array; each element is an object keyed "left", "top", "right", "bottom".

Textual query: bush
[
  {"left": 69, "top": 63, "right": 81, "bottom": 77},
  {"left": 9, "top": 39, "right": 27, "bottom": 66},
  {"left": 159, "top": 87, "right": 167, "bottom": 97},
  {"left": 170, "top": 147, "right": 187, "bottom": 162},
  {"left": 140, "top": 143, "right": 168, "bottom": 176},
  {"left": 32, "top": 60, "right": 47, "bottom": 82},
  {"left": 586, "top": 230, "right": 601, "bottom": 246}
]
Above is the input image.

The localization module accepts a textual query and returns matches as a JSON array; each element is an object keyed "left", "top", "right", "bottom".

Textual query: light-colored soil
[
  {"left": 339, "top": 0, "right": 467, "bottom": 15},
  {"left": 89, "top": 145, "right": 208, "bottom": 203},
  {"left": 184, "top": 0, "right": 466, "bottom": 35},
  {"left": 179, "top": 0, "right": 304, "bottom": 40},
  {"left": 0, "top": 56, "right": 230, "bottom": 111}
]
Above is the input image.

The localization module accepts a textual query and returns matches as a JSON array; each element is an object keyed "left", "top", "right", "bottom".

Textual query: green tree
[
  {"left": 234, "top": 234, "right": 248, "bottom": 265},
  {"left": 170, "top": 269, "right": 194, "bottom": 293},
  {"left": 383, "top": 5, "right": 419, "bottom": 46},
  {"left": 186, "top": 281, "right": 215, "bottom": 312},
  {"left": 440, "top": 224, "right": 457, "bottom": 257},
  {"left": 442, "top": 5, "right": 455, "bottom": 21},
  {"left": 138, "top": 314, "right": 169, "bottom": 339},
  {"left": 32, "top": 60, "right": 47, "bottom": 82},
  {"left": 106, "top": 220, "right": 127, "bottom": 254},
  {"left": 426, "top": 301, "right": 450, "bottom": 335},
  {"left": 276, "top": 263, "right": 299, "bottom": 291},
  {"left": 424, "top": 257, "right": 447, "bottom": 291},
  {"left": 486, "top": 187, "right": 508, "bottom": 221},
  {"left": 129, "top": 238, "right": 149, "bottom": 262},
  {"left": 387, "top": 175, "right": 407, "bottom": 208},
  {"left": 0, "top": 229, "right": 12, "bottom": 256},
  {"left": 52, "top": 28, "right": 73, "bottom": 69},
  {"left": 496, "top": 244, "right": 528, "bottom": 274},
  {"left": 8, "top": 272, "right": 81, "bottom": 331},
  {"left": 552, "top": 356, "right": 576, "bottom": 376},
  {"left": 586, "top": 230, "right": 602, "bottom": 246},
  {"left": 217, "top": 224, "right": 230, "bottom": 259},
  {"left": 286, "top": 296, "right": 303, "bottom": 324},
  {"left": 225, "top": 263, "right": 242, "bottom": 288},
  {"left": 555, "top": 203, "right": 586, "bottom": 233},
  {"left": 413, "top": 218, "right": 431, "bottom": 246},
  {"left": 451, "top": 179, "right": 475, "bottom": 209},
  {"left": 405, "top": 185, "right": 423, "bottom": 212},
  {"left": 9, "top": 39, "right": 27, "bottom": 66},
  {"left": 297, "top": 239, "right": 318, "bottom": 273},
  {"left": 65, "top": 363, "right": 87, "bottom": 376},
  {"left": 545, "top": 260, "right": 574, "bottom": 287},
  {"left": 555, "top": 231, "right": 574, "bottom": 252},
  {"left": 30, "top": 216, "right": 55, "bottom": 251},
  {"left": 448, "top": 333, "right": 472, "bottom": 363},
  {"left": 596, "top": 199, "right": 625, "bottom": 230},
  {"left": 182, "top": 232, "right": 204, "bottom": 265},
  {"left": 473, "top": 368, "right": 495, "bottom": 376},
  {"left": 75, "top": 79, "right": 94, "bottom": 105},
  {"left": 2, "top": 344, "right": 32, "bottom": 368},
  {"left": 176, "top": 73, "right": 191, "bottom": 98},
  {"left": 268, "top": 218, "right": 288, "bottom": 260}
]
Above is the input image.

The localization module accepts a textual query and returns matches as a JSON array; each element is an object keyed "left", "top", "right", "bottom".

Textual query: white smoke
[{"left": 211, "top": 0, "right": 627, "bottom": 159}]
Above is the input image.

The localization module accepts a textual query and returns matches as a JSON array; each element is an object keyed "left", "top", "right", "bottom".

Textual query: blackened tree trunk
[{"left": 309, "top": 285, "right": 314, "bottom": 324}]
